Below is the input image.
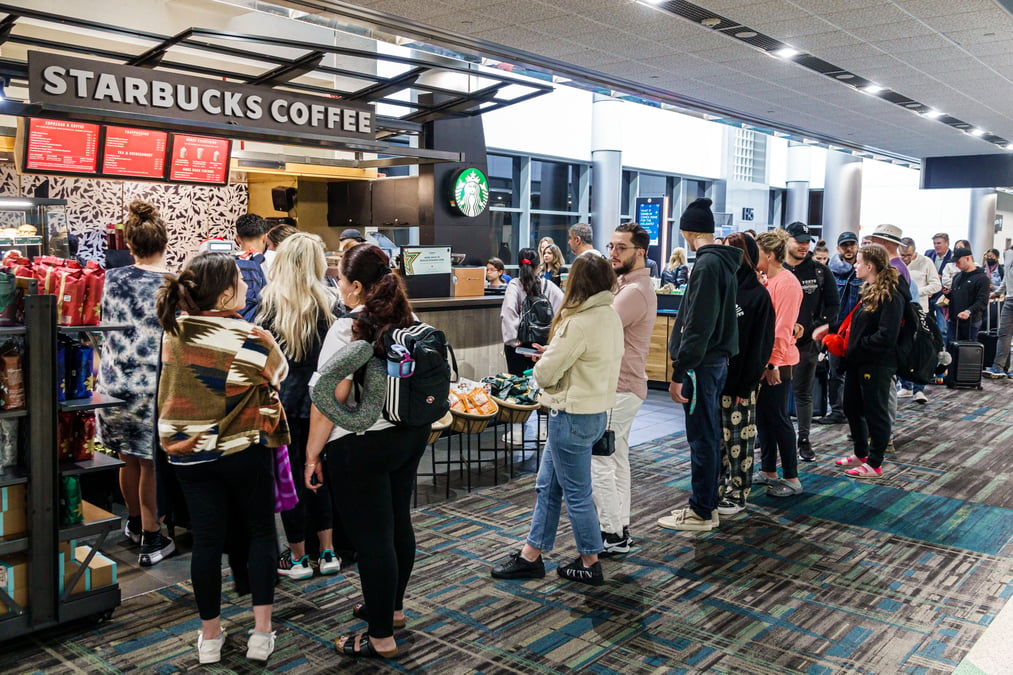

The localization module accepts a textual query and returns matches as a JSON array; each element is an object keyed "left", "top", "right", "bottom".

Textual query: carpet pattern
[{"left": 1, "top": 383, "right": 1012, "bottom": 673}]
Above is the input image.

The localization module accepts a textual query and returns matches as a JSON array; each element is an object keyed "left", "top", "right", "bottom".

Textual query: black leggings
[
  {"left": 280, "top": 418, "right": 334, "bottom": 545},
  {"left": 757, "top": 365, "right": 799, "bottom": 480},
  {"left": 844, "top": 363, "right": 896, "bottom": 469},
  {"left": 327, "top": 426, "right": 428, "bottom": 639},
  {"left": 175, "top": 445, "right": 277, "bottom": 620}
]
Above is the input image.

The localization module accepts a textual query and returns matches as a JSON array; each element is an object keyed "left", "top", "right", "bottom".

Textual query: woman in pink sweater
[{"left": 753, "top": 230, "right": 805, "bottom": 498}]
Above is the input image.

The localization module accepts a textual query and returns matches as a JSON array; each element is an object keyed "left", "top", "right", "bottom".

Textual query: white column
[
  {"left": 591, "top": 94, "right": 623, "bottom": 253},
  {"left": 823, "top": 152, "right": 863, "bottom": 246},
  {"left": 968, "top": 188, "right": 998, "bottom": 257},
  {"left": 785, "top": 141, "right": 810, "bottom": 226}
]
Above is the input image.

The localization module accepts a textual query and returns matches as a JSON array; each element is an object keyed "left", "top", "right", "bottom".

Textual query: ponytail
[
  {"left": 342, "top": 245, "right": 414, "bottom": 357},
  {"left": 156, "top": 252, "right": 240, "bottom": 334},
  {"left": 156, "top": 277, "right": 185, "bottom": 336},
  {"left": 517, "top": 247, "right": 541, "bottom": 297}
]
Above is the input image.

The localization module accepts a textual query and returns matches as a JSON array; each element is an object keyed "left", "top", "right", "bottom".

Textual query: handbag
[
  {"left": 591, "top": 409, "right": 615, "bottom": 457},
  {"left": 273, "top": 445, "right": 299, "bottom": 513}
]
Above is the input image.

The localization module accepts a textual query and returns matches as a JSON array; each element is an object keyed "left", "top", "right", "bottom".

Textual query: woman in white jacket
[{"left": 491, "top": 254, "right": 623, "bottom": 587}]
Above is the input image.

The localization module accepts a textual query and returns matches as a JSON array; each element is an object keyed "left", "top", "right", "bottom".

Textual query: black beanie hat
[
  {"left": 680, "top": 198, "right": 715, "bottom": 234},
  {"left": 741, "top": 232, "right": 760, "bottom": 269}
]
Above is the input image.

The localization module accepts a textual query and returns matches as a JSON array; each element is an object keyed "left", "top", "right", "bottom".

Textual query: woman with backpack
[
  {"left": 490, "top": 253, "right": 624, "bottom": 586},
  {"left": 304, "top": 244, "right": 429, "bottom": 660},
  {"left": 818, "top": 244, "right": 904, "bottom": 479},
  {"left": 501, "top": 248, "right": 564, "bottom": 376}
]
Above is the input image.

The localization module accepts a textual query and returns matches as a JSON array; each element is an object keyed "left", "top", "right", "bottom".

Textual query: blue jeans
[
  {"left": 526, "top": 409, "right": 606, "bottom": 555},
  {"left": 898, "top": 378, "right": 925, "bottom": 394},
  {"left": 681, "top": 359, "right": 728, "bottom": 521},
  {"left": 934, "top": 304, "right": 948, "bottom": 343}
]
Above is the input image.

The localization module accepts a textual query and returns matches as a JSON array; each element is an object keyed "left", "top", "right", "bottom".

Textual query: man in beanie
[
  {"left": 658, "top": 198, "right": 741, "bottom": 532},
  {"left": 948, "top": 247, "right": 990, "bottom": 342}
]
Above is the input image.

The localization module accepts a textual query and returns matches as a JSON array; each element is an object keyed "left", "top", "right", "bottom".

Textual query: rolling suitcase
[
  {"left": 946, "top": 320, "right": 984, "bottom": 390},
  {"left": 978, "top": 299, "right": 999, "bottom": 367}
]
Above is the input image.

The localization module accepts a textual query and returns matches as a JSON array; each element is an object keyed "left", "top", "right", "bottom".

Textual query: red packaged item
[
  {"left": 34, "top": 258, "right": 86, "bottom": 326},
  {"left": 81, "top": 262, "right": 105, "bottom": 325},
  {"left": 3, "top": 252, "right": 33, "bottom": 279},
  {"left": 57, "top": 412, "right": 77, "bottom": 462},
  {"left": 75, "top": 412, "right": 96, "bottom": 461}
]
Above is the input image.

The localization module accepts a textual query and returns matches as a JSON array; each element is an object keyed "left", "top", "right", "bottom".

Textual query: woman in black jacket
[
  {"left": 717, "top": 234, "right": 775, "bottom": 515},
  {"left": 819, "top": 244, "right": 903, "bottom": 479}
]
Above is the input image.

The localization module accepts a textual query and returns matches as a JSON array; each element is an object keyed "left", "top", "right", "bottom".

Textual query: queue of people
[{"left": 90, "top": 198, "right": 1012, "bottom": 665}]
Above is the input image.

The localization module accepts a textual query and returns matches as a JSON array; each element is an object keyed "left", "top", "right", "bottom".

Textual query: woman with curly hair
[
  {"left": 819, "top": 244, "right": 904, "bottom": 478},
  {"left": 539, "top": 243, "right": 564, "bottom": 287}
]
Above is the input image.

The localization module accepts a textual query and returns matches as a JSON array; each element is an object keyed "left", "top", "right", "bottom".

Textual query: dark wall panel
[{"left": 921, "top": 154, "right": 1013, "bottom": 189}]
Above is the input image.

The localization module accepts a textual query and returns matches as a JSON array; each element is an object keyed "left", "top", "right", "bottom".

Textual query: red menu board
[
  {"left": 25, "top": 119, "right": 100, "bottom": 174},
  {"left": 168, "top": 134, "right": 231, "bottom": 184},
  {"left": 101, "top": 126, "right": 168, "bottom": 178}
]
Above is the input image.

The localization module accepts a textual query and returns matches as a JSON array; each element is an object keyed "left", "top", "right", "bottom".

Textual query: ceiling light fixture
[
  {"left": 862, "top": 84, "right": 885, "bottom": 94},
  {"left": 835, "top": 73, "right": 854, "bottom": 80},
  {"left": 922, "top": 110, "right": 944, "bottom": 119},
  {"left": 700, "top": 17, "right": 721, "bottom": 27},
  {"left": 969, "top": 128, "right": 985, "bottom": 136},
  {"left": 735, "top": 31, "right": 757, "bottom": 38},
  {"left": 773, "top": 47, "right": 800, "bottom": 59}
]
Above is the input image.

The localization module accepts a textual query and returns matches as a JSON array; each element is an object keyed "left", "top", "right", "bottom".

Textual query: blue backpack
[{"left": 235, "top": 253, "right": 266, "bottom": 322}]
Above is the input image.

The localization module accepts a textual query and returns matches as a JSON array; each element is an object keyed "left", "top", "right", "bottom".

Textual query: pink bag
[{"left": 273, "top": 445, "right": 299, "bottom": 513}]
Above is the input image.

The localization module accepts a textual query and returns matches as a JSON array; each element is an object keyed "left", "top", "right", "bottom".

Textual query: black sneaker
[
  {"left": 557, "top": 557, "right": 604, "bottom": 586},
  {"left": 139, "top": 531, "right": 175, "bottom": 567},
  {"left": 817, "top": 413, "right": 847, "bottom": 425},
  {"left": 798, "top": 437, "right": 816, "bottom": 462},
  {"left": 491, "top": 552, "right": 545, "bottom": 580},
  {"left": 622, "top": 526, "right": 634, "bottom": 546},
  {"left": 601, "top": 531, "right": 631, "bottom": 556}
]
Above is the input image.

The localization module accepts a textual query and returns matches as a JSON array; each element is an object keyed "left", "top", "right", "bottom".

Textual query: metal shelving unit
[{"left": 0, "top": 296, "right": 125, "bottom": 642}]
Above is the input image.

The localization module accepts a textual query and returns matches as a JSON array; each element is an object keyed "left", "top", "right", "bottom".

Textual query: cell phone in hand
[{"left": 515, "top": 347, "right": 540, "bottom": 357}]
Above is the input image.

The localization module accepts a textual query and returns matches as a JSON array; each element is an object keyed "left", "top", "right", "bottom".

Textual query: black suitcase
[
  {"left": 978, "top": 299, "right": 1000, "bottom": 367},
  {"left": 945, "top": 341, "right": 984, "bottom": 389}
]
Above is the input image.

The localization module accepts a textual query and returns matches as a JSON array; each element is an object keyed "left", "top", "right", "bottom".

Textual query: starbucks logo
[{"left": 451, "top": 168, "right": 489, "bottom": 217}]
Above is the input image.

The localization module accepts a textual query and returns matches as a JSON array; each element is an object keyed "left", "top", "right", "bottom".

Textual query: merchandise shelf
[
  {"left": 58, "top": 584, "right": 120, "bottom": 623},
  {"left": 59, "top": 393, "right": 126, "bottom": 412},
  {"left": 57, "top": 324, "right": 133, "bottom": 334},
  {"left": 0, "top": 536, "right": 28, "bottom": 556},
  {"left": 0, "top": 614, "right": 30, "bottom": 642},
  {"left": 60, "top": 453, "right": 124, "bottom": 477},
  {"left": 58, "top": 502, "right": 119, "bottom": 541},
  {"left": 0, "top": 466, "right": 28, "bottom": 488},
  {"left": 0, "top": 408, "right": 28, "bottom": 420},
  {"left": 0, "top": 326, "right": 26, "bottom": 336}
]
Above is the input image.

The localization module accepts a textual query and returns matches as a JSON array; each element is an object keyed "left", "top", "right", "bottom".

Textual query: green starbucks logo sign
[{"left": 451, "top": 167, "right": 490, "bottom": 217}]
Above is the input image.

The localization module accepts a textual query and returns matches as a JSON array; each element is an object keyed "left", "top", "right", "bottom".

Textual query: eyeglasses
[{"left": 606, "top": 243, "right": 641, "bottom": 253}]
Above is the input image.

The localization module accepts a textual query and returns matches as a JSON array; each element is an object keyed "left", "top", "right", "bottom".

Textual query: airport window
[
  {"left": 488, "top": 153, "right": 521, "bottom": 208},
  {"left": 531, "top": 159, "right": 579, "bottom": 212}
]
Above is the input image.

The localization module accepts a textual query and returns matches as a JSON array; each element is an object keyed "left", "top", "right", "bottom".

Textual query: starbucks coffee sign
[{"left": 450, "top": 167, "right": 489, "bottom": 217}]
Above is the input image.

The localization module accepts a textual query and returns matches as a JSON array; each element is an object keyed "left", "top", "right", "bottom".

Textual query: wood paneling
[{"left": 646, "top": 314, "right": 671, "bottom": 383}]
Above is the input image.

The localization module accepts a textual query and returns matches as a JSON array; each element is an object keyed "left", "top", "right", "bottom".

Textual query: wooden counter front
[
  {"left": 646, "top": 314, "right": 671, "bottom": 384},
  {"left": 413, "top": 295, "right": 506, "bottom": 381}
]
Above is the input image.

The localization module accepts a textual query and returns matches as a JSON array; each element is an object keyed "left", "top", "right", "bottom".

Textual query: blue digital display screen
[{"left": 636, "top": 199, "right": 662, "bottom": 246}]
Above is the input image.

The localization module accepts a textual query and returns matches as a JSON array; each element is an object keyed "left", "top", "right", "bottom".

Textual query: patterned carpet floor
[{"left": 2, "top": 382, "right": 1012, "bottom": 673}]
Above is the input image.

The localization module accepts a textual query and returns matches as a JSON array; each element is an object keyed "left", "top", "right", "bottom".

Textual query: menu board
[
  {"left": 24, "top": 119, "right": 100, "bottom": 174},
  {"left": 168, "top": 134, "right": 231, "bottom": 185},
  {"left": 101, "top": 126, "right": 168, "bottom": 178}
]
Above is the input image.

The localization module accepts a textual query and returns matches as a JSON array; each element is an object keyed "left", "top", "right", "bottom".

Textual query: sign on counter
[{"left": 401, "top": 246, "right": 451, "bottom": 276}]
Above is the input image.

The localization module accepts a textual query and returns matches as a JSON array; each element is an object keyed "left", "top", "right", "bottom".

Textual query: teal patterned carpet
[{"left": 2, "top": 382, "right": 1012, "bottom": 673}]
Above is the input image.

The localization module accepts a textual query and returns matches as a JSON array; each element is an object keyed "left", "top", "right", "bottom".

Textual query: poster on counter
[
  {"left": 167, "top": 133, "right": 231, "bottom": 185},
  {"left": 400, "top": 246, "right": 451, "bottom": 276},
  {"left": 24, "top": 118, "right": 100, "bottom": 174},
  {"left": 101, "top": 126, "right": 168, "bottom": 179}
]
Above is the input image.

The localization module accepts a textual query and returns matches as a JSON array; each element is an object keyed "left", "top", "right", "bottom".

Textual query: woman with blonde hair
[
  {"left": 819, "top": 244, "right": 904, "bottom": 478},
  {"left": 539, "top": 243, "right": 564, "bottom": 287},
  {"left": 753, "top": 229, "right": 805, "bottom": 498},
  {"left": 256, "top": 233, "right": 342, "bottom": 579},
  {"left": 491, "top": 254, "right": 623, "bottom": 586},
  {"left": 662, "top": 247, "right": 689, "bottom": 287}
]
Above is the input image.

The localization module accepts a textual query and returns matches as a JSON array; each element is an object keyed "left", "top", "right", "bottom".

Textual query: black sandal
[
  {"left": 335, "top": 633, "right": 398, "bottom": 658},
  {"left": 352, "top": 603, "right": 407, "bottom": 629}
]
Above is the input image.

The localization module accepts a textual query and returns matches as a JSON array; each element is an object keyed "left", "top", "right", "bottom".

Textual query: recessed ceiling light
[
  {"left": 735, "top": 31, "right": 757, "bottom": 38},
  {"left": 923, "top": 110, "right": 944, "bottom": 118},
  {"left": 1006, "top": 144, "right": 1013, "bottom": 151},
  {"left": 835, "top": 73, "right": 854, "bottom": 79},
  {"left": 905, "top": 102, "right": 921, "bottom": 108},
  {"left": 969, "top": 128, "right": 985, "bottom": 136},
  {"left": 862, "top": 84, "right": 885, "bottom": 94},
  {"left": 773, "top": 47, "right": 800, "bottom": 59},
  {"left": 700, "top": 17, "right": 721, "bottom": 27}
]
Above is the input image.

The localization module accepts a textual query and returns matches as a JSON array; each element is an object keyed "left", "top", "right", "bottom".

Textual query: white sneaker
[
  {"left": 897, "top": 388, "right": 912, "bottom": 398},
  {"left": 318, "top": 549, "right": 342, "bottom": 575},
  {"left": 197, "top": 630, "right": 226, "bottom": 664},
  {"left": 246, "top": 630, "right": 276, "bottom": 662},
  {"left": 659, "top": 507, "right": 717, "bottom": 531},
  {"left": 913, "top": 391, "right": 928, "bottom": 404},
  {"left": 277, "top": 550, "right": 313, "bottom": 580}
]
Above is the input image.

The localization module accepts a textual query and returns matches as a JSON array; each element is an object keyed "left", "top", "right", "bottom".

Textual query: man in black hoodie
[
  {"left": 783, "top": 222, "right": 839, "bottom": 462},
  {"left": 658, "top": 199, "right": 741, "bottom": 532},
  {"left": 948, "top": 247, "right": 990, "bottom": 342}
]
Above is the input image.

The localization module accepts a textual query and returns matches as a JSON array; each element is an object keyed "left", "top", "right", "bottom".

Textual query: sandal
[
  {"left": 336, "top": 633, "right": 398, "bottom": 659},
  {"left": 845, "top": 463, "right": 883, "bottom": 479},
  {"left": 352, "top": 603, "right": 407, "bottom": 629},
  {"left": 835, "top": 455, "right": 864, "bottom": 467}
]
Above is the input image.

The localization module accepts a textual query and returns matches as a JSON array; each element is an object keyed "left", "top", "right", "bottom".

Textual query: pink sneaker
[
  {"left": 845, "top": 463, "right": 883, "bottom": 479},
  {"left": 835, "top": 455, "right": 864, "bottom": 467}
]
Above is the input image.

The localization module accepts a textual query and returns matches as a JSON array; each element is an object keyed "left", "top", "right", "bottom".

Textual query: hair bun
[{"left": 128, "top": 200, "right": 158, "bottom": 220}]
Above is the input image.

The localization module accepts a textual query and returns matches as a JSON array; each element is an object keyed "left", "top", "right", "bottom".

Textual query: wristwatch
[{"left": 766, "top": 363, "right": 778, "bottom": 371}]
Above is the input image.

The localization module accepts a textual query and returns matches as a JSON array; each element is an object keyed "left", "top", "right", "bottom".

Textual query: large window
[
  {"left": 530, "top": 214, "right": 579, "bottom": 257},
  {"left": 531, "top": 159, "right": 580, "bottom": 212},
  {"left": 490, "top": 210, "right": 518, "bottom": 264},
  {"left": 488, "top": 153, "right": 521, "bottom": 209}
]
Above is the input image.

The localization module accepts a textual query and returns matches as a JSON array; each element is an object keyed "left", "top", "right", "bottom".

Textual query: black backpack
[
  {"left": 381, "top": 321, "right": 454, "bottom": 427},
  {"left": 517, "top": 281, "right": 554, "bottom": 345},
  {"left": 896, "top": 302, "right": 944, "bottom": 385}
]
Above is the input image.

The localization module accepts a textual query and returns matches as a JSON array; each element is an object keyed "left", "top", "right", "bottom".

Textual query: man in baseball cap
[{"left": 820, "top": 230, "right": 862, "bottom": 425}]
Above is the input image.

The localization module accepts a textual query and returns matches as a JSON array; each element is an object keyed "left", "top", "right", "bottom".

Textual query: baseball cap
[
  {"left": 952, "top": 247, "right": 973, "bottom": 261},
  {"left": 785, "top": 222, "right": 812, "bottom": 243},
  {"left": 339, "top": 228, "right": 366, "bottom": 242},
  {"left": 837, "top": 231, "right": 859, "bottom": 245}
]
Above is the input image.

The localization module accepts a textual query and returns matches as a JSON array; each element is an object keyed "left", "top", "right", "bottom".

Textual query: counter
[{"left": 411, "top": 295, "right": 506, "bottom": 380}]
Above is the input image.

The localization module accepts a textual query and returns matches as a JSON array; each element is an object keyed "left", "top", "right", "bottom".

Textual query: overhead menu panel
[
  {"left": 167, "top": 134, "right": 231, "bottom": 185},
  {"left": 101, "top": 126, "right": 168, "bottom": 179},
  {"left": 24, "top": 119, "right": 100, "bottom": 174}
]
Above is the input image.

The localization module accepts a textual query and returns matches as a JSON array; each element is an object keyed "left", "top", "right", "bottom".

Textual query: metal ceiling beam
[
  {"left": 343, "top": 66, "right": 425, "bottom": 103},
  {"left": 404, "top": 85, "right": 501, "bottom": 124},
  {"left": 0, "top": 13, "right": 17, "bottom": 44},
  {"left": 248, "top": 50, "right": 326, "bottom": 87},
  {"left": 127, "top": 29, "right": 194, "bottom": 69}
]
